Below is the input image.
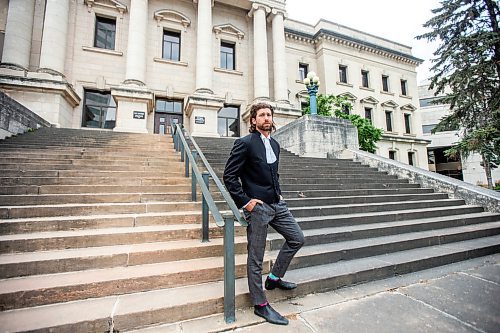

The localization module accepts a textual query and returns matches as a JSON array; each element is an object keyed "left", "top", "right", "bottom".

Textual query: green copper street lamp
[{"left": 303, "top": 72, "right": 320, "bottom": 115}]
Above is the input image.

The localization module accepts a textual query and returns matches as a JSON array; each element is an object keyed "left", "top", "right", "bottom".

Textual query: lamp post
[{"left": 303, "top": 72, "right": 320, "bottom": 115}]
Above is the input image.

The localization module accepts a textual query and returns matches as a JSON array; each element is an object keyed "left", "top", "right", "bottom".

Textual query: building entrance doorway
[{"left": 154, "top": 99, "right": 183, "bottom": 134}]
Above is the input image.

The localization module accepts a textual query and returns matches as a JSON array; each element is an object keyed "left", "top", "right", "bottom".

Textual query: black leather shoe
[
  {"left": 254, "top": 304, "right": 289, "bottom": 325},
  {"left": 265, "top": 277, "right": 297, "bottom": 290}
]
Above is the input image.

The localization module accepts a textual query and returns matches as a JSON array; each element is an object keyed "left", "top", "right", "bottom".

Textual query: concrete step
[
  {"left": 288, "top": 199, "right": 466, "bottom": 218},
  {"left": 281, "top": 183, "right": 421, "bottom": 190},
  {"left": 294, "top": 205, "right": 486, "bottom": 230},
  {"left": 0, "top": 192, "right": 192, "bottom": 206},
  {"left": 0, "top": 176, "right": 191, "bottom": 186},
  {"left": 0, "top": 201, "right": 200, "bottom": 219},
  {"left": 0, "top": 146, "right": 176, "bottom": 157},
  {"left": 2, "top": 220, "right": 499, "bottom": 310},
  {"left": 2, "top": 210, "right": 496, "bottom": 278},
  {"left": 0, "top": 210, "right": 210, "bottom": 235},
  {"left": 1, "top": 235, "right": 498, "bottom": 333},
  {"left": 284, "top": 193, "right": 449, "bottom": 207},
  {"left": 0, "top": 170, "right": 185, "bottom": 178},
  {"left": 0, "top": 163, "right": 184, "bottom": 172},
  {"left": 0, "top": 158, "right": 182, "bottom": 167},
  {"left": 0, "top": 152, "right": 179, "bottom": 161},
  {"left": 0, "top": 234, "right": 246, "bottom": 279},
  {"left": 282, "top": 188, "right": 435, "bottom": 198},
  {"left": 0, "top": 184, "right": 192, "bottom": 195},
  {"left": 0, "top": 222, "right": 236, "bottom": 254}
]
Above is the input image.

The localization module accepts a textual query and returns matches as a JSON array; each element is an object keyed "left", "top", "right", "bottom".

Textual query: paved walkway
[{"left": 130, "top": 254, "right": 500, "bottom": 333}]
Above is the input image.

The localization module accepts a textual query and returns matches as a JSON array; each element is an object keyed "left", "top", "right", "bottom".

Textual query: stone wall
[
  {"left": 0, "top": 90, "right": 51, "bottom": 139},
  {"left": 351, "top": 148, "right": 500, "bottom": 213},
  {"left": 273, "top": 114, "right": 359, "bottom": 158}
]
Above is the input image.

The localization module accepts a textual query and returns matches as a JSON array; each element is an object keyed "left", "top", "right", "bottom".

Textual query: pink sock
[{"left": 258, "top": 301, "right": 268, "bottom": 307}]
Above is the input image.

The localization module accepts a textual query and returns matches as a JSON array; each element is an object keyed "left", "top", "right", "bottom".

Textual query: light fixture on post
[{"left": 303, "top": 71, "right": 320, "bottom": 115}]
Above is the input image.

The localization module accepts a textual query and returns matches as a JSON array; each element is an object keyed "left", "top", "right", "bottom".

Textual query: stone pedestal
[
  {"left": 185, "top": 93, "right": 224, "bottom": 137},
  {"left": 111, "top": 87, "right": 153, "bottom": 133},
  {"left": 273, "top": 115, "right": 359, "bottom": 158},
  {"left": 0, "top": 69, "right": 80, "bottom": 128}
]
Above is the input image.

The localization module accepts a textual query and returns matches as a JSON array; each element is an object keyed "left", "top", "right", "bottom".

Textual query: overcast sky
[{"left": 285, "top": 0, "right": 441, "bottom": 84}]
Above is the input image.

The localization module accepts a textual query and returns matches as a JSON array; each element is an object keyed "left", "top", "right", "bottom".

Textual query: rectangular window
[
  {"left": 364, "top": 107, "right": 372, "bottom": 122},
  {"left": 361, "top": 70, "right": 369, "bottom": 88},
  {"left": 82, "top": 90, "right": 117, "bottom": 129},
  {"left": 94, "top": 16, "right": 116, "bottom": 50},
  {"left": 339, "top": 65, "right": 348, "bottom": 83},
  {"left": 419, "top": 97, "right": 441, "bottom": 107},
  {"left": 299, "top": 63, "right": 308, "bottom": 81},
  {"left": 401, "top": 79, "right": 408, "bottom": 96},
  {"left": 220, "top": 41, "right": 235, "bottom": 70},
  {"left": 342, "top": 105, "right": 350, "bottom": 115},
  {"left": 385, "top": 111, "right": 393, "bottom": 132},
  {"left": 404, "top": 113, "right": 411, "bottom": 134},
  {"left": 156, "top": 99, "right": 183, "bottom": 113},
  {"left": 382, "top": 75, "right": 390, "bottom": 92},
  {"left": 218, "top": 106, "right": 240, "bottom": 137},
  {"left": 163, "top": 30, "right": 181, "bottom": 61},
  {"left": 422, "top": 124, "right": 436, "bottom": 134},
  {"left": 389, "top": 151, "right": 396, "bottom": 160},
  {"left": 408, "top": 152, "right": 415, "bottom": 166}
]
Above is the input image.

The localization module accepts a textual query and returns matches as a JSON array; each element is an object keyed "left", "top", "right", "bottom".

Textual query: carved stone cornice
[
  {"left": 213, "top": 24, "right": 245, "bottom": 40},
  {"left": 84, "top": 0, "right": 127, "bottom": 14}
]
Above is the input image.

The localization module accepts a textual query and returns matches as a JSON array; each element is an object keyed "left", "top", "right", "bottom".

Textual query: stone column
[
  {"left": 124, "top": 0, "right": 148, "bottom": 85},
  {"left": 39, "top": 0, "right": 69, "bottom": 75},
  {"left": 194, "top": 0, "right": 213, "bottom": 93},
  {"left": 271, "top": 9, "right": 288, "bottom": 102},
  {"left": 1, "top": 0, "right": 35, "bottom": 69},
  {"left": 251, "top": 4, "right": 270, "bottom": 99}
]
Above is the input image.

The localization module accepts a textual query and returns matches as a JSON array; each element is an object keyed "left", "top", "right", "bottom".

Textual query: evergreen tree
[{"left": 417, "top": 0, "right": 500, "bottom": 188}]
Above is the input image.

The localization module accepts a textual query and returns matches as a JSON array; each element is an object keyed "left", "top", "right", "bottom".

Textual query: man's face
[{"left": 252, "top": 108, "right": 273, "bottom": 133}]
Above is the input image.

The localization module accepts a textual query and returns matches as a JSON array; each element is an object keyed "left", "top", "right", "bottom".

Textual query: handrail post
[
  {"left": 184, "top": 150, "right": 189, "bottom": 178},
  {"left": 191, "top": 150, "right": 198, "bottom": 201},
  {"left": 180, "top": 141, "right": 185, "bottom": 162},
  {"left": 202, "top": 171, "right": 210, "bottom": 242},
  {"left": 223, "top": 215, "right": 236, "bottom": 323}
]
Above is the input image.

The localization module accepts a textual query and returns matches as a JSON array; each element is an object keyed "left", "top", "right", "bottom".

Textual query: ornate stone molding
[
  {"left": 338, "top": 92, "right": 357, "bottom": 101},
  {"left": 84, "top": 0, "right": 127, "bottom": 14},
  {"left": 154, "top": 9, "right": 191, "bottom": 29},
  {"left": 213, "top": 24, "right": 245, "bottom": 40},
  {"left": 401, "top": 103, "right": 417, "bottom": 111},
  {"left": 360, "top": 96, "right": 379, "bottom": 105},
  {"left": 381, "top": 100, "right": 399, "bottom": 108},
  {"left": 248, "top": 3, "right": 271, "bottom": 17}
]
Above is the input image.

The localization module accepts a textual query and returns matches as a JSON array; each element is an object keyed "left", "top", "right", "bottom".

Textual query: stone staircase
[{"left": 0, "top": 129, "right": 499, "bottom": 332}]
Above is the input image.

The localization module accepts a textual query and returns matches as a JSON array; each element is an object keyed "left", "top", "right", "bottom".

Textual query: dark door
[
  {"left": 154, "top": 113, "right": 183, "bottom": 134},
  {"left": 154, "top": 99, "right": 183, "bottom": 134}
]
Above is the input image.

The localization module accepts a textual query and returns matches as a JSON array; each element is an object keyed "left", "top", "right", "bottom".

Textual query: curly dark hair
[{"left": 248, "top": 102, "right": 276, "bottom": 133}]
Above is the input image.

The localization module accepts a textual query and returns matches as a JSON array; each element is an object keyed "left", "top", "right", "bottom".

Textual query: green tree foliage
[
  {"left": 302, "top": 94, "right": 383, "bottom": 153},
  {"left": 417, "top": 0, "right": 500, "bottom": 188}
]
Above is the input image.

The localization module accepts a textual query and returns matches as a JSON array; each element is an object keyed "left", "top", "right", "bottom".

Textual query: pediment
[
  {"left": 401, "top": 103, "right": 417, "bottom": 111},
  {"left": 337, "top": 92, "right": 357, "bottom": 101},
  {"left": 213, "top": 24, "right": 245, "bottom": 40},
  {"left": 84, "top": 0, "right": 127, "bottom": 13},
  {"left": 381, "top": 100, "right": 399, "bottom": 108},
  {"left": 360, "top": 96, "right": 379, "bottom": 104},
  {"left": 296, "top": 90, "right": 308, "bottom": 99},
  {"left": 154, "top": 10, "right": 191, "bottom": 28}
]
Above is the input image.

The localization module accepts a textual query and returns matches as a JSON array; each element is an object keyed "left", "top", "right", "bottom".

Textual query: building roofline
[{"left": 284, "top": 27, "right": 424, "bottom": 65}]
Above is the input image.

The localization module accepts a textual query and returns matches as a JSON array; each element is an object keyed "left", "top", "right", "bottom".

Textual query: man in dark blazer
[{"left": 223, "top": 102, "right": 304, "bottom": 325}]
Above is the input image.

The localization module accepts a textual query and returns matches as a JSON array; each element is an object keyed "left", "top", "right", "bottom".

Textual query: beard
[{"left": 256, "top": 122, "right": 272, "bottom": 132}]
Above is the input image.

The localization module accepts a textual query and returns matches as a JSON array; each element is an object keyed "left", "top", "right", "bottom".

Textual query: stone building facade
[
  {"left": 419, "top": 84, "right": 500, "bottom": 186},
  {"left": 0, "top": 0, "right": 429, "bottom": 168}
]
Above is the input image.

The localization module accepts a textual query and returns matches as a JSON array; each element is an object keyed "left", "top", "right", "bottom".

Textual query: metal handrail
[
  {"left": 169, "top": 122, "right": 245, "bottom": 323},
  {"left": 190, "top": 136, "right": 248, "bottom": 227},
  {"left": 171, "top": 123, "right": 224, "bottom": 226}
]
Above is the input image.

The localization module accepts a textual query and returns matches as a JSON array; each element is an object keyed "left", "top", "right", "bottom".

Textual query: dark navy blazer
[{"left": 223, "top": 131, "right": 281, "bottom": 208}]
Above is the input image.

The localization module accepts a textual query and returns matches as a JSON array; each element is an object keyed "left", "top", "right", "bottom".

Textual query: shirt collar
[{"left": 260, "top": 133, "right": 271, "bottom": 141}]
